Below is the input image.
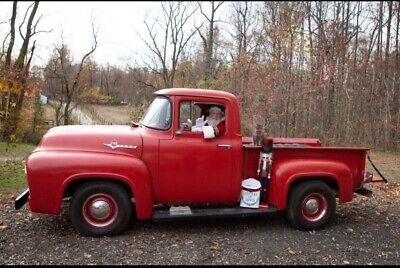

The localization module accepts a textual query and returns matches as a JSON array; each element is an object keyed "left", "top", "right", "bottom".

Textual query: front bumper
[{"left": 15, "top": 189, "right": 29, "bottom": 210}]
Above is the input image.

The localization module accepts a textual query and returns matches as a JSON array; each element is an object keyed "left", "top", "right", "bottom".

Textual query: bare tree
[
  {"left": 5, "top": 1, "right": 17, "bottom": 69},
  {"left": 389, "top": 1, "right": 400, "bottom": 149},
  {"left": 14, "top": 1, "right": 40, "bottom": 70},
  {"left": 14, "top": 1, "right": 40, "bottom": 113},
  {"left": 44, "top": 23, "right": 98, "bottom": 125},
  {"left": 0, "top": 1, "right": 17, "bottom": 117},
  {"left": 196, "top": 1, "right": 224, "bottom": 81},
  {"left": 139, "top": 2, "right": 198, "bottom": 89}
]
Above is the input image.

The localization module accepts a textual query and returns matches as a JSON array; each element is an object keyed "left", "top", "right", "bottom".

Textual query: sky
[{"left": 0, "top": 1, "right": 214, "bottom": 68}]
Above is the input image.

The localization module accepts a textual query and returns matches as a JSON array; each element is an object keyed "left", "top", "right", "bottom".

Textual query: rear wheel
[
  {"left": 70, "top": 181, "right": 133, "bottom": 237},
  {"left": 286, "top": 181, "right": 336, "bottom": 230}
]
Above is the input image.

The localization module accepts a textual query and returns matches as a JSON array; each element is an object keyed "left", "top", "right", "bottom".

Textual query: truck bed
[
  {"left": 242, "top": 141, "right": 369, "bottom": 209},
  {"left": 243, "top": 144, "right": 368, "bottom": 186}
]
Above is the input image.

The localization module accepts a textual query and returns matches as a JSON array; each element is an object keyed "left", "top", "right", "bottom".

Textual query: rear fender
[{"left": 269, "top": 159, "right": 353, "bottom": 209}]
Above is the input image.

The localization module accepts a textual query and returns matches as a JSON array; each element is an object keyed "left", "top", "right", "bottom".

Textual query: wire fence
[{"left": 82, "top": 105, "right": 131, "bottom": 125}]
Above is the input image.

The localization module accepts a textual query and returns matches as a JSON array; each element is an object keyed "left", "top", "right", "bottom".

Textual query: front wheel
[
  {"left": 286, "top": 181, "right": 336, "bottom": 231},
  {"left": 70, "top": 181, "right": 133, "bottom": 237}
]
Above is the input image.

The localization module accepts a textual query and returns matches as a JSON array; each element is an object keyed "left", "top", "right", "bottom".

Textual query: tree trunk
[
  {"left": 14, "top": 1, "right": 39, "bottom": 70},
  {"left": 389, "top": 2, "right": 400, "bottom": 149},
  {"left": 5, "top": 1, "right": 17, "bottom": 69}
]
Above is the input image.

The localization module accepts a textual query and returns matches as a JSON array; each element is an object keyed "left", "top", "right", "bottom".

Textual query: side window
[
  {"left": 179, "top": 101, "right": 191, "bottom": 126},
  {"left": 179, "top": 101, "right": 202, "bottom": 131}
]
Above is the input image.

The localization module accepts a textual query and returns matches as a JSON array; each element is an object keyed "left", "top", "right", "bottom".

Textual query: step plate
[{"left": 153, "top": 206, "right": 278, "bottom": 222}]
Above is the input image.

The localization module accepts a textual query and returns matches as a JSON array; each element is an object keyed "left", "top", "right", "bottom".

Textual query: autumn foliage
[
  {"left": 1, "top": 2, "right": 399, "bottom": 151},
  {"left": 0, "top": 1, "right": 42, "bottom": 143}
]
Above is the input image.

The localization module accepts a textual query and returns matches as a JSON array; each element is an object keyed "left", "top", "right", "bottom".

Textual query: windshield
[{"left": 141, "top": 96, "right": 172, "bottom": 130}]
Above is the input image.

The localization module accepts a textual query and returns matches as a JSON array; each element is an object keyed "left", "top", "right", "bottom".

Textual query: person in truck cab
[
  {"left": 189, "top": 105, "right": 226, "bottom": 137},
  {"left": 204, "top": 106, "right": 225, "bottom": 136}
]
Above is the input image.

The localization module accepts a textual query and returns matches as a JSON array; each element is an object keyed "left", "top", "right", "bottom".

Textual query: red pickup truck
[{"left": 15, "top": 88, "right": 385, "bottom": 236}]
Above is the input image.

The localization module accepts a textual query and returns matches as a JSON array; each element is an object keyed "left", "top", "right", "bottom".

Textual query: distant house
[{"left": 39, "top": 94, "right": 48, "bottom": 104}]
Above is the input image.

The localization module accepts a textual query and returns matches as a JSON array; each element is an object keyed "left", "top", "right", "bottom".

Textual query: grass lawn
[
  {"left": 366, "top": 150, "right": 400, "bottom": 183},
  {"left": 0, "top": 142, "right": 36, "bottom": 193},
  {"left": 0, "top": 160, "right": 27, "bottom": 193},
  {"left": 85, "top": 104, "right": 132, "bottom": 125},
  {"left": 0, "top": 142, "right": 36, "bottom": 158}
]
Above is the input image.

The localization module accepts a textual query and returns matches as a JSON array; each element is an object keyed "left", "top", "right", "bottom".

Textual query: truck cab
[
  {"left": 15, "top": 88, "right": 386, "bottom": 237},
  {"left": 144, "top": 88, "right": 243, "bottom": 205}
]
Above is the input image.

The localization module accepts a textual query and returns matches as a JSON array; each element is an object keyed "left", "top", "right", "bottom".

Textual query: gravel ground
[{"left": 0, "top": 183, "right": 399, "bottom": 265}]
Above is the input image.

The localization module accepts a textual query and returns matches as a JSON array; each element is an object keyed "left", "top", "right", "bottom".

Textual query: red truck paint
[{"left": 16, "top": 88, "right": 384, "bottom": 236}]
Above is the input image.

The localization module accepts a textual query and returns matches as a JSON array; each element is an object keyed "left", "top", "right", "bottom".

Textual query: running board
[{"left": 153, "top": 206, "right": 278, "bottom": 222}]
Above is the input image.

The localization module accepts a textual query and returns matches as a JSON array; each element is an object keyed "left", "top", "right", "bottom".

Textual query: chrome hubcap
[
  {"left": 305, "top": 199, "right": 319, "bottom": 214},
  {"left": 83, "top": 193, "right": 118, "bottom": 227},
  {"left": 90, "top": 200, "right": 111, "bottom": 220},
  {"left": 301, "top": 193, "right": 327, "bottom": 222}
]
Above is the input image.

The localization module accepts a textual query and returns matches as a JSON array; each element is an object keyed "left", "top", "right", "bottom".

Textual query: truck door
[{"left": 158, "top": 97, "right": 233, "bottom": 204}]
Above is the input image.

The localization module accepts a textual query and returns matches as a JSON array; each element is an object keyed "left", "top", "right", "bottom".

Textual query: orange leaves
[
  {"left": 0, "top": 68, "right": 42, "bottom": 142},
  {"left": 0, "top": 71, "right": 40, "bottom": 100},
  {"left": 0, "top": 75, "right": 22, "bottom": 95},
  {"left": 209, "top": 242, "right": 220, "bottom": 251},
  {"left": 0, "top": 71, "right": 41, "bottom": 97}
]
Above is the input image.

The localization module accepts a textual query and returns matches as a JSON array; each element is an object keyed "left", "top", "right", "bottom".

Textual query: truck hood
[{"left": 35, "top": 125, "right": 143, "bottom": 158}]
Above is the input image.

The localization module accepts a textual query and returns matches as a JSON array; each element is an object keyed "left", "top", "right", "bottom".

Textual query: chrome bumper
[{"left": 14, "top": 189, "right": 29, "bottom": 210}]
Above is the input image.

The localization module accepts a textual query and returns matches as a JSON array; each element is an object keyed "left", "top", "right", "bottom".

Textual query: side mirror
[
  {"left": 131, "top": 121, "right": 139, "bottom": 128},
  {"left": 176, "top": 123, "right": 187, "bottom": 135}
]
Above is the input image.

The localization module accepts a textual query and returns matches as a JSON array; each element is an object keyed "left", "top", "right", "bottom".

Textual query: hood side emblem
[{"left": 104, "top": 140, "right": 137, "bottom": 150}]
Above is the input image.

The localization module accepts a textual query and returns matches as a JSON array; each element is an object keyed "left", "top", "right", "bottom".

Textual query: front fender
[
  {"left": 26, "top": 151, "right": 154, "bottom": 219},
  {"left": 268, "top": 159, "right": 353, "bottom": 210}
]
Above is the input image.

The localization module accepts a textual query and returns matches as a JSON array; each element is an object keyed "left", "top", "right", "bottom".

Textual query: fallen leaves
[
  {"left": 132, "top": 249, "right": 144, "bottom": 255},
  {"left": 209, "top": 242, "right": 219, "bottom": 251},
  {"left": 0, "top": 180, "right": 399, "bottom": 265},
  {"left": 322, "top": 255, "right": 333, "bottom": 261}
]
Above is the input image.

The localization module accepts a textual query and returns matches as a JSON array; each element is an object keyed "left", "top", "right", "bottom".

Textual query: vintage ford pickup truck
[{"left": 15, "top": 88, "right": 386, "bottom": 236}]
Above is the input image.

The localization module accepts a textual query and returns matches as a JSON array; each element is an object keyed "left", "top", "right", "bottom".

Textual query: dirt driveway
[{"left": 0, "top": 183, "right": 399, "bottom": 265}]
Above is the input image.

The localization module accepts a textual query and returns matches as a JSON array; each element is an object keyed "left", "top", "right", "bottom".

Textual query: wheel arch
[
  {"left": 287, "top": 176, "right": 339, "bottom": 203},
  {"left": 274, "top": 174, "right": 340, "bottom": 210},
  {"left": 270, "top": 158, "right": 352, "bottom": 210},
  {"left": 57, "top": 169, "right": 153, "bottom": 220},
  {"left": 63, "top": 177, "right": 134, "bottom": 200}
]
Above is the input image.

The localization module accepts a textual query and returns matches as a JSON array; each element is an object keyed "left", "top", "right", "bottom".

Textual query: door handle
[{"left": 217, "top": 144, "right": 232, "bottom": 149}]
